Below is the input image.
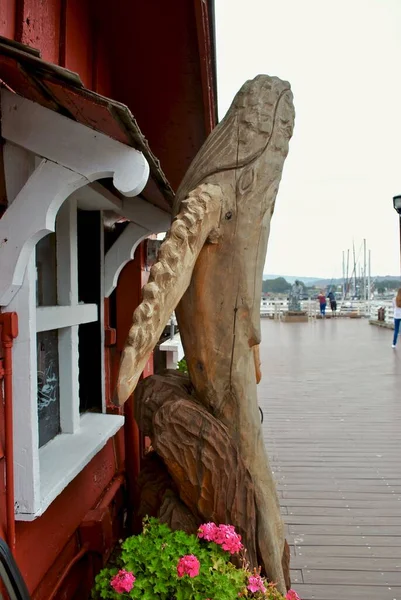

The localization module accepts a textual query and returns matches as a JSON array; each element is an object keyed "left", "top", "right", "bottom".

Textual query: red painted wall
[
  {"left": 17, "top": 441, "right": 116, "bottom": 594},
  {"left": 1, "top": 0, "right": 111, "bottom": 95},
  {"left": 0, "top": 0, "right": 17, "bottom": 39},
  {"left": 0, "top": 368, "right": 8, "bottom": 543},
  {"left": 115, "top": 247, "right": 151, "bottom": 528},
  {"left": 0, "top": 3, "right": 132, "bottom": 594},
  {"left": 16, "top": 0, "right": 62, "bottom": 64},
  {"left": 0, "top": 0, "right": 214, "bottom": 596},
  {"left": 96, "top": 0, "right": 210, "bottom": 191},
  {"left": 2, "top": 0, "right": 213, "bottom": 191},
  {"left": 63, "top": 0, "right": 93, "bottom": 88}
]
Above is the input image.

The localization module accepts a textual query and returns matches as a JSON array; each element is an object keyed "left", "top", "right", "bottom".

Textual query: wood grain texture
[
  {"left": 116, "top": 183, "right": 222, "bottom": 403},
  {"left": 117, "top": 75, "right": 295, "bottom": 593},
  {"left": 135, "top": 452, "right": 176, "bottom": 522},
  {"left": 261, "top": 318, "right": 401, "bottom": 600},
  {"left": 134, "top": 371, "right": 258, "bottom": 568},
  {"left": 174, "top": 75, "right": 294, "bottom": 592},
  {"left": 158, "top": 491, "right": 200, "bottom": 534}
]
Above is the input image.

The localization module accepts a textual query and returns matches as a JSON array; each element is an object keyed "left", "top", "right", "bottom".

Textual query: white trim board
[
  {"left": 16, "top": 413, "right": 124, "bottom": 521},
  {"left": 36, "top": 304, "right": 98, "bottom": 332},
  {"left": 1, "top": 89, "right": 149, "bottom": 197},
  {"left": 159, "top": 333, "right": 184, "bottom": 370},
  {"left": 9, "top": 197, "right": 107, "bottom": 517},
  {"left": 71, "top": 182, "right": 171, "bottom": 232},
  {"left": 8, "top": 253, "right": 40, "bottom": 514}
]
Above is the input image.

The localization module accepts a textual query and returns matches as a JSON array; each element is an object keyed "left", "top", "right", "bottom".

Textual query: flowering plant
[{"left": 92, "top": 517, "right": 301, "bottom": 600}]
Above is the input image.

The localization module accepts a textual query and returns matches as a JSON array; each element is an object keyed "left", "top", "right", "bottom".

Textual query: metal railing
[
  {"left": 260, "top": 299, "right": 372, "bottom": 319},
  {"left": 368, "top": 300, "right": 394, "bottom": 325}
]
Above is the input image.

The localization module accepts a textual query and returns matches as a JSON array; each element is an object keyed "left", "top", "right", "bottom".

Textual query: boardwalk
[{"left": 260, "top": 318, "right": 401, "bottom": 600}]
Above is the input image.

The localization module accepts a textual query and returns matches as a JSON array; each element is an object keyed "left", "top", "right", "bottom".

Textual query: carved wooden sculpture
[{"left": 116, "top": 75, "right": 295, "bottom": 593}]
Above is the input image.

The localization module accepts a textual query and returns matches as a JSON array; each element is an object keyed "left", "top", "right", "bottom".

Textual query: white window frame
[
  {"left": 10, "top": 196, "right": 124, "bottom": 521},
  {"left": 37, "top": 198, "right": 98, "bottom": 436},
  {"left": 0, "top": 89, "right": 170, "bottom": 520}
]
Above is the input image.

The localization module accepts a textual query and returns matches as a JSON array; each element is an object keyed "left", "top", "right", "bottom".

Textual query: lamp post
[{"left": 393, "top": 195, "right": 401, "bottom": 273}]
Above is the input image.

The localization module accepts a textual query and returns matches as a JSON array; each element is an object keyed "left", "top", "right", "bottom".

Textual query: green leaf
[{"left": 92, "top": 518, "right": 251, "bottom": 600}]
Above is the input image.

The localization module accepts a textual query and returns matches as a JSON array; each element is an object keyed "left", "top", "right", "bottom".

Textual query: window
[
  {"left": 35, "top": 207, "right": 104, "bottom": 447},
  {"left": 13, "top": 196, "right": 124, "bottom": 520},
  {"left": 37, "top": 328, "right": 60, "bottom": 447},
  {"left": 35, "top": 200, "right": 100, "bottom": 443},
  {"left": 77, "top": 210, "right": 102, "bottom": 414},
  {"left": 0, "top": 89, "right": 159, "bottom": 521}
]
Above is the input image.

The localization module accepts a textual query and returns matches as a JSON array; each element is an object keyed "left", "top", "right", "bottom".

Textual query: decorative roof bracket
[
  {"left": 1, "top": 89, "right": 149, "bottom": 196},
  {"left": 0, "top": 88, "right": 151, "bottom": 306},
  {"left": 104, "top": 223, "right": 150, "bottom": 297}
]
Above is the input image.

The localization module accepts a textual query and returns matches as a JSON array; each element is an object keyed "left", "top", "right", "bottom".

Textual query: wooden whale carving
[{"left": 116, "top": 74, "right": 295, "bottom": 593}]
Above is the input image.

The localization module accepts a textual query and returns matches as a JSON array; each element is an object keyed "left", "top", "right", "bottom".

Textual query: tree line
[
  {"left": 262, "top": 277, "right": 302, "bottom": 293},
  {"left": 262, "top": 277, "right": 401, "bottom": 295}
]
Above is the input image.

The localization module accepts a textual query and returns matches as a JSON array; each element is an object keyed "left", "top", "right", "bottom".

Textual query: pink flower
[
  {"left": 198, "top": 523, "right": 243, "bottom": 554},
  {"left": 286, "top": 590, "right": 301, "bottom": 600},
  {"left": 110, "top": 569, "right": 136, "bottom": 593},
  {"left": 177, "top": 554, "right": 200, "bottom": 578},
  {"left": 198, "top": 522, "right": 218, "bottom": 542},
  {"left": 247, "top": 574, "right": 266, "bottom": 593},
  {"left": 213, "top": 524, "right": 243, "bottom": 554}
]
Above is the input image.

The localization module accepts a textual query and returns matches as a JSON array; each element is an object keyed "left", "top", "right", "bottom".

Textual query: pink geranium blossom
[
  {"left": 177, "top": 554, "right": 200, "bottom": 578},
  {"left": 110, "top": 569, "right": 136, "bottom": 593},
  {"left": 286, "top": 590, "right": 301, "bottom": 600},
  {"left": 197, "top": 523, "right": 243, "bottom": 554},
  {"left": 247, "top": 574, "right": 266, "bottom": 593},
  {"left": 213, "top": 524, "right": 243, "bottom": 554},
  {"left": 198, "top": 522, "right": 218, "bottom": 542}
]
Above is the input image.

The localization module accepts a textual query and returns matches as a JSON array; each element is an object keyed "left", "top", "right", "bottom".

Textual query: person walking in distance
[
  {"left": 327, "top": 288, "right": 337, "bottom": 316},
  {"left": 392, "top": 288, "right": 401, "bottom": 348},
  {"left": 318, "top": 290, "right": 327, "bottom": 318}
]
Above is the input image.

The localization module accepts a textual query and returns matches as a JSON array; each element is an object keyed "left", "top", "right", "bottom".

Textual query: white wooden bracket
[
  {"left": 104, "top": 223, "right": 150, "bottom": 297},
  {"left": 71, "top": 182, "right": 171, "bottom": 232},
  {"left": 0, "top": 89, "right": 153, "bottom": 306},
  {"left": 76, "top": 183, "right": 171, "bottom": 297},
  {"left": 0, "top": 160, "right": 87, "bottom": 306},
  {"left": 1, "top": 89, "right": 149, "bottom": 196}
]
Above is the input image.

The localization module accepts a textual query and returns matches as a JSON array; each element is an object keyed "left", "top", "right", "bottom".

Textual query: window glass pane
[
  {"left": 36, "top": 233, "right": 57, "bottom": 306},
  {"left": 37, "top": 330, "right": 60, "bottom": 447},
  {"left": 77, "top": 210, "right": 102, "bottom": 413}
]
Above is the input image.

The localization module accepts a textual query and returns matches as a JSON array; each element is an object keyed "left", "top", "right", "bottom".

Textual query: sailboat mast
[
  {"left": 363, "top": 238, "right": 367, "bottom": 302},
  {"left": 342, "top": 250, "right": 345, "bottom": 300},
  {"left": 368, "top": 248, "right": 371, "bottom": 314}
]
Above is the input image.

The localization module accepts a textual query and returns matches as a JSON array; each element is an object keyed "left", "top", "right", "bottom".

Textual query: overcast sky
[{"left": 215, "top": 0, "right": 401, "bottom": 278}]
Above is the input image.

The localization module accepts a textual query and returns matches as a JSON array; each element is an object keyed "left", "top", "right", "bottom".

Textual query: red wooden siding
[
  {"left": 0, "top": 0, "right": 215, "bottom": 595},
  {"left": 97, "top": 0, "right": 210, "bottom": 191},
  {"left": 0, "top": 0, "right": 17, "bottom": 39},
  {"left": 15, "top": 441, "right": 117, "bottom": 592},
  {"left": 16, "top": 0, "right": 62, "bottom": 64},
  {"left": 63, "top": 0, "right": 94, "bottom": 88}
]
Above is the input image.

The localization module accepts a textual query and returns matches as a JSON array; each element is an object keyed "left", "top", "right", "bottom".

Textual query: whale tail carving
[
  {"left": 114, "top": 74, "right": 295, "bottom": 594},
  {"left": 115, "top": 183, "right": 222, "bottom": 405}
]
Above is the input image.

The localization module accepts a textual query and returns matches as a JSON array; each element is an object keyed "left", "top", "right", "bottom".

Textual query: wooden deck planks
[
  {"left": 260, "top": 319, "right": 401, "bottom": 600},
  {"left": 291, "top": 556, "right": 401, "bottom": 571},
  {"left": 293, "top": 584, "right": 401, "bottom": 599}
]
